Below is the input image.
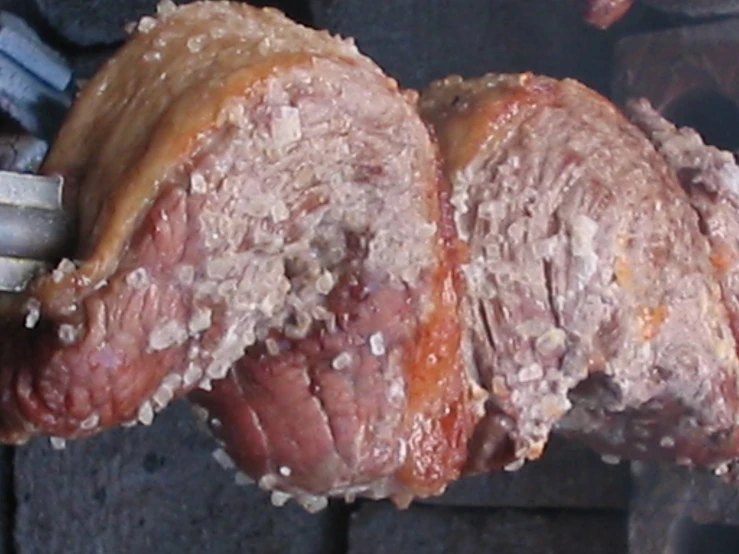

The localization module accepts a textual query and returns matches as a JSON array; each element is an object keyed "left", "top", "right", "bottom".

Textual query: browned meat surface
[
  {"left": 0, "top": 0, "right": 481, "bottom": 505},
  {"left": 623, "top": 100, "right": 739, "bottom": 467},
  {"left": 7, "top": 0, "right": 739, "bottom": 508},
  {"left": 0, "top": 2, "right": 481, "bottom": 459},
  {"left": 186, "top": 25, "right": 482, "bottom": 508},
  {"left": 627, "top": 98, "right": 739, "bottom": 340},
  {"left": 580, "top": 0, "right": 634, "bottom": 28},
  {"left": 421, "top": 74, "right": 739, "bottom": 472},
  {"left": 555, "top": 99, "right": 739, "bottom": 467}
]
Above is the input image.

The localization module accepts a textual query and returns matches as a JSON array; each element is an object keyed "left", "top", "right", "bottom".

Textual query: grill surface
[{"left": 0, "top": 1, "right": 738, "bottom": 553}]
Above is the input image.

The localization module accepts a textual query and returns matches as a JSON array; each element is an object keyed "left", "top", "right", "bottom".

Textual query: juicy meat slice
[
  {"left": 626, "top": 98, "right": 739, "bottom": 340},
  {"left": 580, "top": 0, "right": 635, "bottom": 28},
  {"left": 623, "top": 99, "right": 739, "bottom": 465},
  {"left": 194, "top": 255, "right": 478, "bottom": 507},
  {"left": 420, "top": 73, "right": 739, "bottom": 471},
  {"left": 26, "top": 0, "right": 480, "bottom": 506},
  {"left": 0, "top": 1, "right": 481, "bottom": 455},
  {"left": 188, "top": 79, "right": 485, "bottom": 504},
  {"left": 188, "top": 50, "right": 482, "bottom": 508}
]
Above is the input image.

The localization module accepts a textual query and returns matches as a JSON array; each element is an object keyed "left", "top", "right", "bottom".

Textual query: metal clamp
[{"left": 0, "top": 12, "right": 75, "bottom": 292}]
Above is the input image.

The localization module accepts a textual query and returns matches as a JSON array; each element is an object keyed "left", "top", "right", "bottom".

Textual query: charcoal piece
[
  {"left": 33, "top": 0, "right": 193, "bottom": 46},
  {"left": 688, "top": 472, "right": 739, "bottom": 527},
  {"left": 629, "top": 464, "right": 692, "bottom": 554},
  {"left": 0, "top": 11, "right": 71, "bottom": 91},
  {"left": 14, "top": 402, "right": 346, "bottom": 554},
  {"left": 0, "top": 0, "right": 45, "bottom": 29},
  {"left": 0, "top": 134, "right": 47, "bottom": 172},
  {"left": 629, "top": 461, "right": 739, "bottom": 554},
  {"left": 672, "top": 520, "right": 739, "bottom": 554},
  {"left": 0, "top": 53, "right": 70, "bottom": 140},
  {"left": 628, "top": 463, "right": 739, "bottom": 554},
  {"left": 310, "top": 0, "right": 611, "bottom": 91},
  {"left": 349, "top": 501, "right": 627, "bottom": 554},
  {"left": 70, "top": 47, "right": 116, "bottom": 81},
  {"left": 421, "top": 436, "right": 629, "bottom": 510},
  {"left": 33, "top": 0, "right": 311, "bottom": 46}
]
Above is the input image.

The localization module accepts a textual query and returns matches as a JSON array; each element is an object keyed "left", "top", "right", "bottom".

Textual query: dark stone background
[{"left": 0, "top": 0, "right": 735, "bottom": 553}]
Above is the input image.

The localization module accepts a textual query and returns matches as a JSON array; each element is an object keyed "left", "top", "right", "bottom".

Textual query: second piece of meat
[{"left": 420, "top": 73, "right": 739, "bottom": 472}]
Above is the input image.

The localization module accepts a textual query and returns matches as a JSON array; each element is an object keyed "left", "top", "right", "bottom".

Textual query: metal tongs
[{"left": 0, "top": 11, "right": 74, "bottom": 292}]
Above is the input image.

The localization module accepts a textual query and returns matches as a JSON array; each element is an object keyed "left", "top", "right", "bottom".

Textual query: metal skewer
[{"left": 0, "top": 11, "right": 75, "bottom": 292}]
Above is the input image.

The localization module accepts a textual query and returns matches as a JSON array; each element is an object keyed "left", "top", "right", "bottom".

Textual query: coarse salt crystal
[
  {"left": 156, "top": 0, "right": 177, "bottom": 15},
  {"left": 163, "top": 373, "right": 183, "bottom": 390},
  {"left": 270, "top": 201, "right": 290, "bottom": 223},
  {"left": 256, "top": 37, "right": 272, "bottom": 55},
  {"left": 206, "top": 361, "right": 230, "bottom": 380},
  {"left": 601, "top": 455, "right": 621, "bottom": 465},
  {"left": 58, "top": 323, "right": 81, "bottom": 345},
  {"left": 51, "top": 258, "right": 76, "bottom": 283},
  {"left": 152, "top": 383, "right": 174, "bottom": 409},
  {"left": 369, "top": 332, "right": 386, "bottom": 356},
  {"left": 183, "top": 363, "right": 203, "bottom": 387},
  {"left": 315, "top": 271, "right": 334, "bottom": 294},
  {"left": 504, "top": 459, "right": 525, "bottom": 472},
  {"left": 226, "top": 103, "right": 245, "bottom": 126},
  {"left": 259, "top": 474, "right": 278, "bottom": 490},
  {"left": 143, "top": 50, "right": 161, "bottom": 62},
  {"left": 535, "top": 328, "right": 567, "bottom": 355},
  {"left": 331, "top": 352, "right": 352, "bottom": 370},
  {"left": 324, "top": 312, "right": 337, "bottom": 334},
  {"left": 517, "top": 363, "right": 544, "bottom": 383},
  {"left": 24, "top": 298, "right": 40, "bottom": 329},
  {"left": 189, "top": 172, "right": 207, "bottom": 194},
  {"left": 234, "top": 472, "right": 253, "bottom": 486},
  {"left": 270, "top": 106, "right": 302, "bottom": 148},
  {"left": 715, "top": 464, "right": 730, "bottom": 476},
  {"left": 176, "top": 265, "right": 195, "bottom": 287},
  {"left": 187, "top": 35, "right": 205, "bottom": 52},
  {"left": 137, "top": 16, "right": 157, "bottom": 33},
  {"left": 188, "top": 307, "right": 212, "bottom": 335},
  {"left": 137, "top": 401, "right": 154, "bottom": 426},
  {"left": 149, "top": 320, "right": 188, "bottom": 351},
  {"left": 297, "top": 494, "right": 328, "bottom": 513},
  {"left": 125, "top": 267, "right": 150, "bottom": 289},
  {"left": 212, "top": 448, "right": 235, "bottom": 470},
  {"left": 265, "top": 338, "right": 280, "bottom": 356},
  {"left": 271, "top": 491, "right": 291, "bottom": 507},
  {"left": 80, "top": 413, "right": 100, "bottom": 430}
]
